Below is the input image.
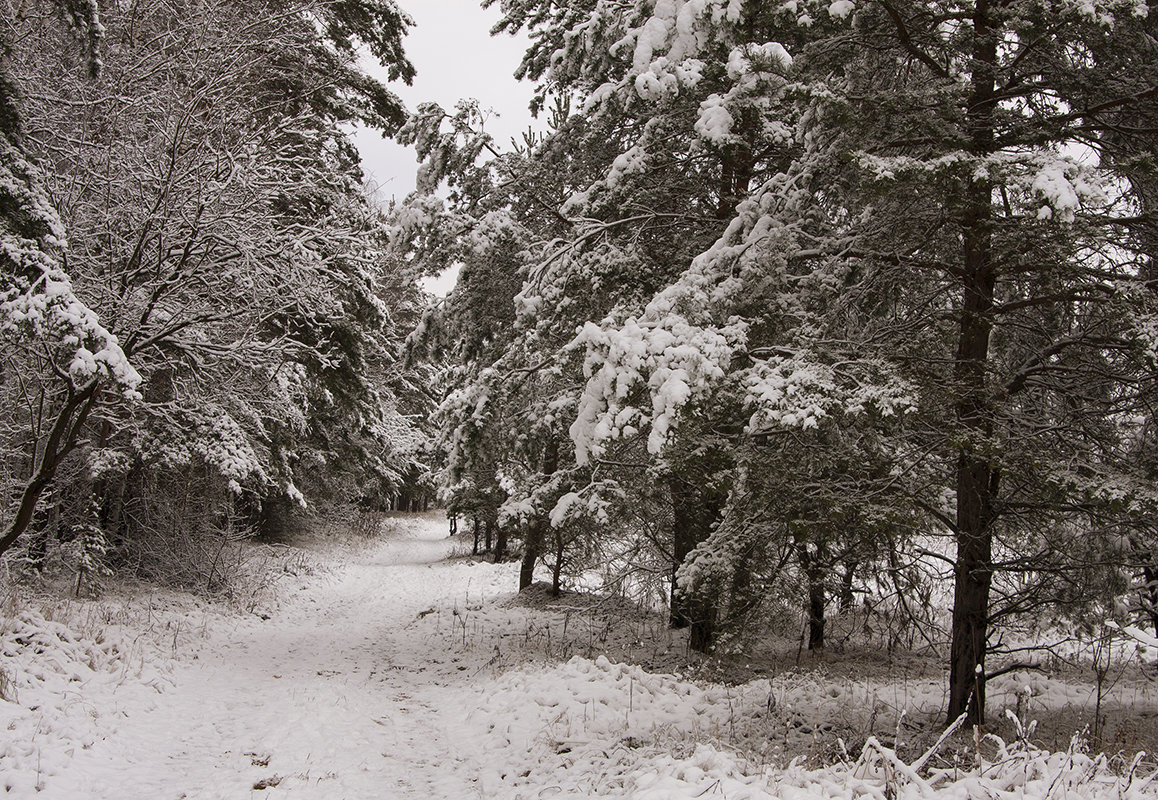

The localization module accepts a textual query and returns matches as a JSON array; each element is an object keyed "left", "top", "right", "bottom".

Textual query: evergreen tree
[{"left": 485, "top": 0, "right": 1158, "bottom": 723}]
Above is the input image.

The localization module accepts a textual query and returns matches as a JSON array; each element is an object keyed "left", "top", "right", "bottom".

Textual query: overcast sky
[{"left": 352, "top": 0, "right": 539, "bottom": 206}]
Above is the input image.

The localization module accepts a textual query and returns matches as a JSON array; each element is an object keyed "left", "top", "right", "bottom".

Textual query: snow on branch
[
  {"left": 0, "top": 141, "right": 140, "bottom": 395},
  {"left": 568, "top": 312, "right": 744, "bottom": 464}
]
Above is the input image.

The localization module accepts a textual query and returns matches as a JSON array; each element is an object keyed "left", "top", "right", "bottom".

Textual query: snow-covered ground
[{"left": 3, "top": 513, "right": 1157, "bottom": 799}]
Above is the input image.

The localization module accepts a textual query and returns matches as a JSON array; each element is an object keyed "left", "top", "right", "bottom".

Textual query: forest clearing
[{"left": 3, "top": 512, "right": 1158, "bottom": 798}]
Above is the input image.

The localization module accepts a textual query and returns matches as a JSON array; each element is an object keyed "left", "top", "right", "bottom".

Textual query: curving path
[{"left": 57, "top": 514, "right": 503, "bottom": 799}]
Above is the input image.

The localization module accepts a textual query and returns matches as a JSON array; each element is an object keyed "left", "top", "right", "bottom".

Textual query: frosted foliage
[
  {"left": 1030, "top": 160, "right": 1106, "bottom": 223},
  {"left": 726, "top": 42, "right": 792, "bottom": 79},
  {"left": 387, "top": 194, "right": 446, "bottom": 245},
  {"left": 1, "top": 250, "right": 140, "bottom": 395},
  {"left": 0, "top": 158, "right": 64, "bottom": 247},
  {"left": 548, "top": 491, "right": 584, "bottom": 527},
  {"left": 568, "top": 176, "right": 815, "bottom": 463},
  {"left": 1137, "top": 315, "right": 1158, "bottom": 366},
  {"left": 855, "top": 150, "right": 971, "bottom": 181},
  {"left": 744, "top": 359, "right": 836, "bottom": 430},
  {"left": 618, "top": 0, "right": 743, "bottom": 93},
  {"left": 497, "top": 497, "right": 535, "bottom": 527},
  {"left": 634, "top": 56, "right": 705, "bottom": 101},
  {"left": 744, "top": 357, "right": 915, "bottom": 434},
  {"left": 569, "top": 312, "right": 744, "bottom": 464},
  {"left": 675, "top": 529, "right": 734, "bottom": 592},
  {"left": 548, "top": 482, "right": 622, "bottom": 528},
  {"left": 285, "top": 481, "right": 307, "bottom": 508},
  {"left": 857, "top": 150, "right": 1111, "bottom": 223},
  {"left": 1, "top": 142, "right": 140, "bottom": 393},
  {"left": 272, "top": 363, "right": 309, "bottom": 435},
  {"left": 620, "top": 2, "right": 792, "bottom": 100},
  {"left": 695, "top": 94, "right": 734, "bottom": 144},
  {"left": 191, "top": 412, "right": 267, "bottom": 491},
  {"left": 827, "top": 0, "right": 855, "bottom": 18},
  {"left": 466, "top": 210, "right": 525, "bottom": 257},
  {"left": 438, "top": 380, "right": 495, "bottom": 472},
  {"left": 494, "top": 472, "right": 588, "bottom": 529},
  {"left": 1060, "top": 0, "right": 1149, "bottom": 24},
  {"left": 607, "top": 146, "right": 648, "bottom": 187},
  {"left": 632, "top": 9, "right": 672, "bottom": 72},
  {"left": 1048, "top": 468, "right": 1155, "bottom": 514}
]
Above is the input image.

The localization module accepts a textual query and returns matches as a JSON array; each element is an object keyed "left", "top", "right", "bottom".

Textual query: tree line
[
  {"left": 397, "top": 0, "right": 1158, "bottom": 726},
  {"left": 0, "top": 0, "right": 432, "bottom": 590}
]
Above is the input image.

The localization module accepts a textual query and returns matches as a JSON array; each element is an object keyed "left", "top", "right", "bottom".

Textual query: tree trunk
[
  {"left": 1143, "top": 565, "right": 1158, "bottom": 639},
  {"left": 483, "top": 517, "right": 492, "bottom": 552},
  {"left": 551, "top": 529, "right": 564, "bottom": 596},
  {"left": 0, "top": 381, "right": 100, "bottom": 558},
  {"left": 471, "top": 516, "right": 480, "bottom": 555},
  {"left": 796, "top": 538, "right": 828, "bottom": 651},
  {"left": 520, "top": 438, "right": 559, "bottom": 591},
  {"left": 728, "top": 542, "right": 753, "bottom": 623},
  {"left": 947, "top": 3, "right": 999, "bottom": 726},
  {"left": 840, "top": 561, "right": 858, "bottom": 612},
  {"left": 519, "top": 534, "right": 538, "bottom": 590},
  {"left": 26, "top": 497, "right": 53, "bottom": 570},
  {"left": 669, "top": 477, "right": 724, "bottom": 652},
  {"left": 493, "top": 521, "right": 507, "bottom": 562},
  {"left": 687, "top": 605, "right": 717, "bottom": 653},
  {"left": 808, "top": 583, "right": 825, "bottom": 651}
]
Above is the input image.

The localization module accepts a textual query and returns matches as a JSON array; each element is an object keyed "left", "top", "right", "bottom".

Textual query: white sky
[{"left": 352, "top": 0, "right": 539, "bottom": 206}]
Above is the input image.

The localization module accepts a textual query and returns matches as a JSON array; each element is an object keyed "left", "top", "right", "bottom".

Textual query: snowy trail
[
  {"left": 52, "top": 513, "right": 499, "bottom": 799},
  {"left": 10, "top": 514, "right": 1158, "bottom": 799}
]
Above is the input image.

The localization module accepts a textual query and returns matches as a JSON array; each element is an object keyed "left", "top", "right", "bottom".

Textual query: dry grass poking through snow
[{"left": 414, "top": 542, "right": 1158, "bottom": 787}]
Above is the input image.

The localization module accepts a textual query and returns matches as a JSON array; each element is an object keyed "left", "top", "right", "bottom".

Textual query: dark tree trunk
[
  {"left": 688, "top": 605, "right": 717, "bottom": 653},
  {"left": 493, "top": 521, "right": 507, "bottom": 562},
  {"left": 728, "top": 543, "right": 753, "bottom": 622},
  {"left": 1138, "top": 185, "right": 1158, "bottom": 640},
  {"left": 840, "top": 561, "right": 858, "bottom": 612},
  {"left": 520, "top": 438, "right": 559, "bottom": 591},
  {"left": 0, "top": 381, "right": 100, "bottom": 558},
  {"left": 26, "top": 500, "right": 52, "bottom": 570},
  {"left": 483, "top": 518, "right": 492, "bottom": 552},
  {"left": 946, "top": 224, "right": 998, "bottom": 719},
  {"left": 807, "top": 574, "right": 826, "bottom": 652},
  {"left": 471, "top": 516, "right": 480, "bottom": 555},
  {"left": 947, "top": 3, "right": 999, "bottom": 727},
  {"left": 550, "top": 530, "right": 564, "bottom": 596},
  {"left": 668, "top": 485, "right": 698, "bottom": 629},
  {"left": 796, "top": 539, "right": 828, "bottom": 651},
  {"left": 1143, "top": 564, "right": 1158, "bottom": 639},
  {"left": 519, "top": 535, "right": 538, "bottom": 590},
  {"left": 669, "top": 477, "right": 724, "bottom": 652}
]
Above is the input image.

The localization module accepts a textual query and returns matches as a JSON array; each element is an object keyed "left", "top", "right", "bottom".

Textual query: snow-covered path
[
  {"left": 7, "top": 513, "right": 1158, "bottom": 800},
  {"left": 43, "top": 513, "right": 503, "bottom": 799}
]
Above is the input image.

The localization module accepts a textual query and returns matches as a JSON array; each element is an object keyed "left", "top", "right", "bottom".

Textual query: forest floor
[{"left": 3, "top": 512, "right": 1158, "bottom": 798}]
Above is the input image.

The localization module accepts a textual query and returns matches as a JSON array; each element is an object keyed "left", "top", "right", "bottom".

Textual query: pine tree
[{"left": 486, "top": 0, "right": 1158, "bottom": 723}]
